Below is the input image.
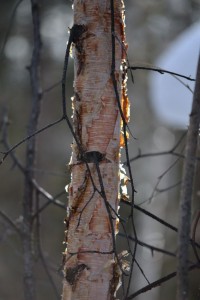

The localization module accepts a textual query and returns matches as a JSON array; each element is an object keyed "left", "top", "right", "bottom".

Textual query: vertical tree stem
[
  {"left": 22, "top": 1, "right": 42, "bottom": 299},
  {"left": 62, "top": 1, "right": 127, "bottom": 299},
  {"left": 176, "top": 55, "right": 200, "bottom": 300}
]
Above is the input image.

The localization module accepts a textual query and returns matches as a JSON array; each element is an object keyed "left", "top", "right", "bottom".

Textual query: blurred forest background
[{"left": 0, "top": 0, "right": 200, "bottom": 299}]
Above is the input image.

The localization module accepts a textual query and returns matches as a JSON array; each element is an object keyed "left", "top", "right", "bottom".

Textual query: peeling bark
[{"left": 62, "top": 1, "right": 128, "bottom": 299}]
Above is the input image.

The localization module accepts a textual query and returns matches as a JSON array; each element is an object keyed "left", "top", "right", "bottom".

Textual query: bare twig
[
  {"left": 128, "top": 63, "right": 196, "bottom": 81},
  {"left": 128, "top": 149, "right": 184, "bottom": 164},
  {"left": 0, "top": 210, "right": 21, "bottom": 236},
  {"left": 156, "top": 180, "right": 182, "bottom": 193},
  {"left": 127, "top": 263, "right": 200, "bottom": 300},
  {"left": 144, "top": 155, "right": 182, "bottom": 205},
  {"left": 35, "top": 191, "right": 60, "bottom": 299},
  {"left": 173, "top": 75, "right": 194, "bottom": 93},
  {"left": 118, "top": 232, "right": 176, "bottom": 258},
  {"left": 32, "top": 181, "right": 66, "bottom": 218},
  {"left": 0, "top": 117, "right": 64, "bottom": 164},
  {"left": 43, "top": 80, "right": 62, "bottom": 94},
  {"left": 122, "top": 199, "right": 200, "bottom": 251},
  {"left": 191, "top": 210, "right": 200, "bottom": 263},
  {"left": 95, "top": 160, "right": 125, "bottom": 274},
  {"left": 135, "top": 258, "right": 150, "bottom": 284},
  {"left": 122, "top": 200, "right": 178, "bottom": 232},
  {"left": 126, "top": 131, "right": 186, "bottom": 165},
  {"left": 0, "top": 0, "right": 24, "bottom": 59},
  {"left": 0, "top": 107, "right": 25, "bottom": 172}
]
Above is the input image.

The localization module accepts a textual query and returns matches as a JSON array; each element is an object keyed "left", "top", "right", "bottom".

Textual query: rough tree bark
[
  {"left": 176, "top": 55, "right": 200, "bottom": 300},
  {"left": 62, "top": 1, "right": 128, "bottom": 299}
]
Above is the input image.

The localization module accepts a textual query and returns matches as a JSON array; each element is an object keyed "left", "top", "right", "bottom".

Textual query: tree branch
[
  {"left": 127, "top": 263, "right": 200, "bottom": 300},
  {"left": 0, "top": 210, "right": 21, "bottom": 236},
  {"left": 128, "top": 64, "right": 196, "bottom": 81}
]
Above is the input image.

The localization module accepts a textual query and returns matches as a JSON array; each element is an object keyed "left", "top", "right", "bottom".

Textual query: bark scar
[{"left": 65, "top": 263, "right": 89, "bottom": 291}]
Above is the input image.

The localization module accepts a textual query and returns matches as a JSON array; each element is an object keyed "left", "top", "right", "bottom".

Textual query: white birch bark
[{"left": 62, "top": 1, "right": 128, "bottom": 299}]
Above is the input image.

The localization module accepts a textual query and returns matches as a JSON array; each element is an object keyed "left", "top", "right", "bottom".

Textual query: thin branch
[
  {"left": 156, "top": 180, "right": 181, "bottom": 193},
  {"left": 128, "top": 64, "right": 196, "bottom": 81},
  {"left": 126, "top": 263, "right": 200, "bottom": 300},
  {"left": 141, "top": 156, "right": 182, "bottom": 205},
  {"left": 126, "top": 149, "right": 184, "bottom": 164},
  {"left": 122, "top": 200, "right": 200, "bottom": 251},
  {"left": 76, "top": 189, "right": 96, "bottom": 228},
  {"left": 1, "top": 114, "right": 66, "bottom": 218},
  {"left": 95, "top": 160, "right": 124, "bottom": 274},
  {"left": 0, "top": 117, "right": 64, "bottom": 164},
  {"left": 126, "top": 132, "right": 186, "bottom": 165},
  {"left": 118, "top": 232, "right": 176, "bottom": 258},
  {"left": 122, "top": 199, "right": 178, "bottom": 232},
  {"left": 66, "top": 250, "right": 114, "bottom": 263},
  {"left": 191, "top": 210, "right": 200, "bottom": 263},
  {"left": 113, "top": 33, "right": 134, "bottom": 84},
  {"left": 61, "top": 25, "right": 89, "bottom": 153},
  {"left": 0, "top": 107, "right": 25, "bottom": 172},
  {"left": 135, "top": 258, "right": 150, "bottom": 285},
  {"left": 173, "top": 75, "right": 194, "bottom": 93},
  {"left": 32, "top": 181, "right": 66, "bottom": 218},
  {"left": 0, "top": 210, "right": 21, "bottom": 236},
  {"left": 43, "top": 80, "right": 61, "bottom": 94},
  {"left": 0, "top": 0, "right": 24, "bottom": 59},
  {"left": 35, "top": 191, "right": 60, "bottom": 299},
  {"left": 0, "top": 26, "right": 87, "bottom": 165}
]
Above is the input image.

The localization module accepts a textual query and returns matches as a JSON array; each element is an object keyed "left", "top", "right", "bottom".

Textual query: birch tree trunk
[{"left": 62, "top": 1, "right": 127, "bottom": 299}]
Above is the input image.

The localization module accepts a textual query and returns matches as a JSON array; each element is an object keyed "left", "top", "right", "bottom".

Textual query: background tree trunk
[
  {"left": 22, "top": 1, "right": 42, "bottom": 299},
  {"left": 62, "top": 1, "right": 127, "bottom": 299},
  {"left": 176, "top": 55, "right": 200, "bottom": 300}
]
